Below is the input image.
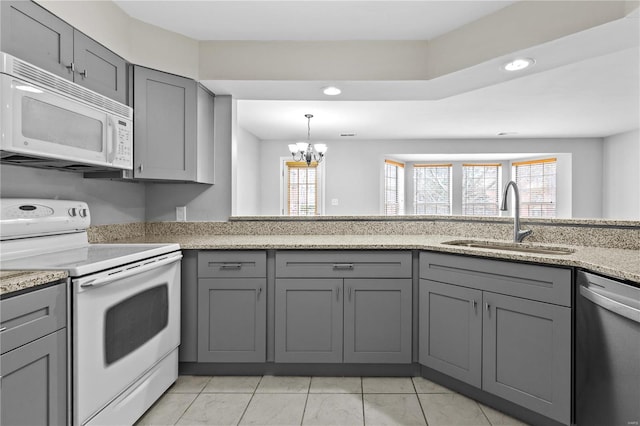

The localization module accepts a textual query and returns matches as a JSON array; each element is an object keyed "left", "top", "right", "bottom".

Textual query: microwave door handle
[
  {"left": 106, "top": 116, "right": 116, "bottom": 164},
  {"left": 79, "top": 253, "right": 183, "bottom": 289}
]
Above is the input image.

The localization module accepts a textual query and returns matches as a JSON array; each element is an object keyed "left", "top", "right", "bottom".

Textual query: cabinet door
[
  {"left": 482, "top": 292, "right": 571, "bottom": 425},
  {"left": 0, "top": 1, "right": 74, "bottom": 80},
  {"left": 197, "top": 278, "right": 266, "bottom": 363},
  {"left": 0, "top": 329, "right": 66, "bottom": 426},
  {"left": 73, "top": 30, "right": 127, "bottom": 104},
  {"left": 343, "top": 279, "right": 412, "bottom": 364},
  {"left": 419, "top": 279, "right": 482, "bottom": 387},
  {"left": 133, "top": 66, "right": 196, "bottom": 181},
  {"left": 275, "top": 279, "right": 343, "bottom": 363},
  {"left": 195, "top": 84, "right": 215, "bottom": 184}
]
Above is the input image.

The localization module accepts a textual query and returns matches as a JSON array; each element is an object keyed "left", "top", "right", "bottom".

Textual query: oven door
[
  {"left": 0, "top": 74, "right": 111, "bottom": 166},
  {"left": 72, "top": 252, "right": 182, "bottom": 425}
]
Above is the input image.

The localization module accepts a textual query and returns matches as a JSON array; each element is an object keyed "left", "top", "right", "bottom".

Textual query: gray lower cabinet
[
  {"left": 419, "top": 280, "right": 482, "bottom": 387},
  {"left": 1, "top": 1, "right": 127, "bottom": 103},
  {"left": 344, "top": 279, "right": 412, "bottom": 364},
  {"left": 198, "top": 278, "right": 266, "bottom": 362},
  {"left": 0, "top": 329, "right": 66, "bottom": 426},
  {"left": 275, "top": 279, "right": 343, "bottom": 363},
  {"left": 419, "top": 252, "right": 572, "bottom": 425},
  {"left": 0, "top": 283, "right": 67, "bottom": 426},
  {"left": 482, "top": 292, "right": 571, "bottom": 424},
  {"left": 196, "top": 251, "right": 267, "bottom": 363}
]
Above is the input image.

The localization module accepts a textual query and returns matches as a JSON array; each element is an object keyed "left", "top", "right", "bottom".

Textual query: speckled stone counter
[
  {"left": 0, "top": 270, "right": 68, "bottom": 297},
  {"left": 115, "top": 234, "right": 640, "bottom": 284}
]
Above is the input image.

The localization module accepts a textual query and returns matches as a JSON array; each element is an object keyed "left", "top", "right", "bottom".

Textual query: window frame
[
  {"left": 280, "top": 158, "right": 325, "bottom": 216},
  {"left": 383, "top": 159, "right": 405, "bottom": 215},
  {"left": 513, "top": 157, "right": 557, "bottom": 218},
  {"left": 413, "top": 163, "right": 453, "bottom": 215},
  {"left": 462, "top": 163, "right": 502, "bottom": 216}
]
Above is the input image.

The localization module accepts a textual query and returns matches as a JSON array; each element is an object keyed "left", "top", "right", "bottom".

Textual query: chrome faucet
[{"left": 500, "top": 181, "right": 532, "bottom": 243}]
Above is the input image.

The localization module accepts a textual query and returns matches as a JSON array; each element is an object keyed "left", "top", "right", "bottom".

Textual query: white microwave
[{"left": 0, "top": 52, "right": 133, "bottom": 172}]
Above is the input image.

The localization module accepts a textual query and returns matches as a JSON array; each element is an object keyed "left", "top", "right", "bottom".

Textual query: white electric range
[{"left": 0, "top": 198, "right": 182, "bottom": 426}]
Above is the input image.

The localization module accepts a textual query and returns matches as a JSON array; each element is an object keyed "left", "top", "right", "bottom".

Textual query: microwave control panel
[{"left": 112, "top": 119, "right": 133, "bottom": 169}]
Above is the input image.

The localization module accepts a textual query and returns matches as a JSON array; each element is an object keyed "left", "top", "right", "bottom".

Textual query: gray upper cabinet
[
  {"left": 133, "top": 66, "right": 196, "bottom": 181},
  {"left": 418, "top": 252, "right": 572, "bottom": 425},
  {"left": 344, "top": 279, "right": 412, "bottom": 364},
  {"left": 133, "top": 66, "right": 215, "bottom": 182},
  {"left": 72, "top": 30, "right": 127, "bottom": 104},
  {"left": 419, "top": 279, "right": 482, "bottom": 387},
  {"left": 1, "top": 1, "right": 127, "bottom": 103},
  {"left": 0, "top": 283, "right": 67, "bottom": 426},
  {"left": 482, "top": 292, "right": 571, "bottom": 425},
  {"left": 1, "top": 1, "right": 73, "bottom": 80}
]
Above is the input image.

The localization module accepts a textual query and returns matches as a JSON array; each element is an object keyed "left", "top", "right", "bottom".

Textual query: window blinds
[
  {"left": 462, "top": 164, "right": 501, "bottom": 216},
  {"left": 413, "top": 164, "right": 452, "bottom": 215},
  {"left": 514, "top": 158, "right": 557, "bottom": 218},
  {"left": 287, "top": 161, "right": 317, "bottom": 216},
  {"left": 384, "top": 160, "right": 405, "bottom": 215}
]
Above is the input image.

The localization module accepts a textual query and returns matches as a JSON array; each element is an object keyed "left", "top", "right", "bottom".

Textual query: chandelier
[{"left": 288, "top": 114, "right": 327, "bottom": 166}]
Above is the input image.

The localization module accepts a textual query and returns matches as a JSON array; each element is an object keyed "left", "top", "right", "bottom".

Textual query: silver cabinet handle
[
  {"left": 485, "top": 303, "right": 491, "bottom": 313},
  {"left": 79, "top": 69, "right": 88, "bottom": 79},
  {"left": 333, "top": 263, "right": 354, "bottom": 270},
  {"left": 257, "top": 287, "right": 262, "bottom": 300},
  {"left": 138, "top": 164, "right": 144, "bottom": 173},
  {"left": 471, "top": 300, "right": 477, "bottom": 312},
  {"left": 0, "top": 327, "right": 7, "bottom": 333},
  {"left": 348, "top": 287, "right": 352, "bottom": 301},
  {"left": 66, "top": 62, "right": 75, "bottom": 72},
  {"left": 336, "top": 286, "right": 340, "bottom": 300},
  {"left": 220, "top": 263, "right": 242, "bottom": 270}
]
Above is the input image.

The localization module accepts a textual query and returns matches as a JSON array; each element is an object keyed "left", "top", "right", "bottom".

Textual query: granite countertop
[
  {"left": 2, "top": 234, "right": 637, "bottom": 296},
  {"left": 0, "top": 270, "right": 68, "bottom": 297},
  {"left": 117, "top": 234, "right": 640, "bottom": 284}
]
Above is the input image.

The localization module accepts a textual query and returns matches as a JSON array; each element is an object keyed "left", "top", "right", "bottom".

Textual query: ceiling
[
  {"left": 113, "top": 1, "right": 640, "bottom": 140},
  {"left": 113, "top": 1, "right": 516, "bottom": 41}
]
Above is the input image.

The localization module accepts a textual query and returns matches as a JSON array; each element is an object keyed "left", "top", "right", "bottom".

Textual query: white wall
[
  {"left": 0, "top": 165, "right": 146, "bottom": 225},
  {"left": 603, "top": 129, "right": 640, "bottom": 219},
  {"left": 235, "top": 127, "right": 261, "bottom": 215},
  {"left": 256, "top": 138, "right": 603, "bottom": 218}
]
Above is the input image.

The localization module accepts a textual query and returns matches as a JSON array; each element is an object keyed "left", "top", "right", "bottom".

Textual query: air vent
[
  {"left": 12, "top": 58, "right": 131, "bottom": 118},
  {"left": 340, "top": 133, "right": 357, "bottom": 137}
]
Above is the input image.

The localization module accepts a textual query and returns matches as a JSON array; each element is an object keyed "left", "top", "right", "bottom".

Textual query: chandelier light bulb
[{"left": 287, "top": 114, "right": 327, "bottom": 166}]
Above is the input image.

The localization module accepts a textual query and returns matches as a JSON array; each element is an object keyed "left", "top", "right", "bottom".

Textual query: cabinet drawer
[
  {"left": 420, "top": 252, "right": 571, "bottom": 307},
  {"left": 276, "top": 251, "right": 412, "bottom": 278},
  {"left": 198, "top": 251, "right": 266, "bottom": 278},
  {"left": 1, "top": 283, "right": 67, "bottom": 355}
]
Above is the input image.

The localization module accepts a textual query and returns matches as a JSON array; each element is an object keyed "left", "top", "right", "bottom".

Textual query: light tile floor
[{"left": 136, "top": 375, "right": 529, "bottom": 426}]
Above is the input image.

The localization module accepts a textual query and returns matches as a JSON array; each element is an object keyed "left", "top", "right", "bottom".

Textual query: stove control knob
[
  {"left": 79, "top": 209, "right": 88, "bottom": 218},
  {"left": 68, "top": 208, "right": 77, "bottom": 217}
]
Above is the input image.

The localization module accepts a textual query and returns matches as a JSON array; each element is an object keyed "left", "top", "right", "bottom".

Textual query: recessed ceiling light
[
  {"left": 503, "top": 58, "right": 535, "bottom": 71},
  {"left": 322, "top": 86, "right": 341, "bottom": 96}
]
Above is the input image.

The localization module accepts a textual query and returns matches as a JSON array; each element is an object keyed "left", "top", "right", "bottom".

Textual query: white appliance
[
  {"left": 0, "top": 199, "right": 181, "bottom": 426},
  {"left": 0, "top": 52, "right": 133, "bottom": 172}
]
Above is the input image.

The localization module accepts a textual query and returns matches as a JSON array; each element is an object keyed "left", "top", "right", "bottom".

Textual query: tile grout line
[
  {"left": 236, "top": 375, "right": 264, "bottom": 426},
  {"left": 299, "top": 376, "right": 313, "bottom": 425},
  {"left": 361, "top": 377, "right": 366, "bottom": 426},
  {"left": 411, "top": 377, "right": 430, "bottom": 426},
  {"left": 172, "top": 376, "right": 213, "bottom": 425},
  {"left": 478, "top": 402, "right": 495, "bottom": 426}
]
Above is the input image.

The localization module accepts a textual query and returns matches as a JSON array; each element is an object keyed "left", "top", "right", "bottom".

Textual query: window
[
  {"left": 462, "top": 164, "right": 502, "bottom": 216},
  {"left": 286, "top": 161, "right": 318, "bottom": 216},
  {"left": 384, "top": 160, "right": 405, "bottom": 215},
  {"left": 414, "top": 164, "right": 452, "bottom": 215},
  {"left": 514, "top": 158, "right": 557, "bottom": 217}
]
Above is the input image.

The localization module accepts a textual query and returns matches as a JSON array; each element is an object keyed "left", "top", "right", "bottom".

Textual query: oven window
[
  {"left": 104, "top": 285, "right": 168, "bottom": 365},
  {"left": 22, "top": 96, "right": 103, "bottom": 152}
]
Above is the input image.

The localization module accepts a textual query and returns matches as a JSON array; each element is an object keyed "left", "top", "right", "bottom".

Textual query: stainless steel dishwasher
[{"left": 576, "top": 271, "right": 640, "bottom": 426}]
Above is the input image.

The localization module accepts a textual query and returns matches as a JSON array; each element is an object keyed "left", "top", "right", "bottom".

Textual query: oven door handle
[{"left": 79, "top": 253, "right": 183, "bottom": 289}]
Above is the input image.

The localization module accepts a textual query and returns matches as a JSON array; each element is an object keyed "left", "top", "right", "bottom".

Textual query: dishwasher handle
[
  {"left": 580, "top": 284, "right": 640, "bottom": 324},
  {"left": 79, "top": 253, "right": 183, "bottom": 289}
]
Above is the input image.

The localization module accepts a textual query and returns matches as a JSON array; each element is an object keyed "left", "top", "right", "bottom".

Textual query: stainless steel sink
[{"left": 443, "top": 240, "right": 575, "bottom": 255}]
